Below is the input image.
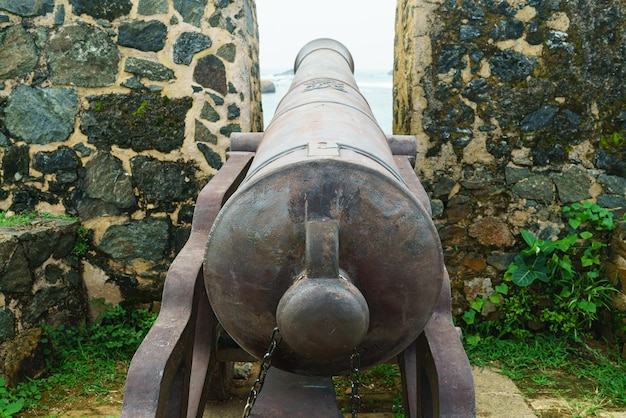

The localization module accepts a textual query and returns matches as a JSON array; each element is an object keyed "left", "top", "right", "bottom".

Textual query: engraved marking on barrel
[
  {"left": 307, "top": 140, "right": 340, "bottom": 156},
  {"left": 304, "top": 78, "right": 347, "bottom": 92}
]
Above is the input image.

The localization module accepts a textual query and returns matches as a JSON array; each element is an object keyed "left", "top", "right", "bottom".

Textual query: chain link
[
  {"left": 349, "top": 349, "right": 361, "bottom": 418},
  {"left": 242, "top": 327, "right": 281, "bottom": 418}
]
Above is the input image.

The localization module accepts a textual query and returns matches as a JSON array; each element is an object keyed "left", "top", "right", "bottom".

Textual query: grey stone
[
  {"left": 489, "top": 49, "right": 537, "bottom": 82},
  {"left": 138, "top": 0, "right": 168, "bottom": 15},
  {"left": 227, "top": 103, "right": 240, "bottom": 120},
  {"left": 489, "top": 0, "right": 515, "bottom": 16},
  {"left": 54, "top": 4, "right": 64, "bottom": 24},
  {"left": 438, "top": 45, "right": 466, "bottom": 73},
  {"left": 512, "top": 174, "right": 553, "bottom": 203},
  {"left": 594, "top": 149, "right": 626, "bottom": 179},
  {"left": 68, "top": 0, "right": 131, "bottom": 20},
  {"left": 505, "top": 165, "right": 531, "bottom": 185},
  {"left": 430, "top": 198, "right": 444, "bottom": 218},
  {"left": 433, "top": 176, "right": 458, "bottom": 201},
  {"left": 460, "top": 24, "right": 482, "bottom": 41},
  {"left": 233, "top": 362, "right": 252, "bottom": 379},
  {"left": 125, "top": 57, "right": 175, "bottom": 81},
  {"left": 147, "top": 84, "right": 163, "bottom": 92},
  {"left": 0, "top": 236, "right": 32, "bottom": 293},
  {"left": 200, "top": 101, "right": 220, "bottom": 122},
  {"left": 215, "top": 0, "right": 233, "bottom": 8},
  {"left": 81, "top": 93, "right": 191, "bottom": 153},
  {"left": 598, "top": 174, "right": 626, "bottom": 195},
  {"left": 118, "top": 20, "right": 167, "bottom": 52},
  {"left": 98, "top": 217, "right": 170, "bottom": 261},
  {"left": 0, "top": 25, "right": 38, "bottom": 80},
  {"left": 461, "top": 78, "right": 489, "bottom": 102},
  {"left": 546, "top": 30, "right": 574, "bottom": 53},
  {"left": 0, "top": 308, "right": 15, "bottom": 341},
  {"left": 19, "top": 227, "right": 63, "bottom": 268},
  {"left": 195, "top": 121, "right": 218, "bottom": 144},
  {"left": 520, "top": 106, "right": 559, "bottom": 132},
  {"left": 531, "top": 143, "right": 566, "bottom": 167},
  {"left": 0, "top": 132, "right": 8, "bottom": 146},
  {"left": 44, "top": 264, "right": 63, "bottom": 284},
  {"left": 194, "top": 55, "right": 227, "bottom": 95},
  {"left": 261, "top": 79, "right": 275, "bottom": 93},
  {"left": 33, "top": 146, "right": 80, "bottom": 174},
  {"left": 32, "top": 26, "right": 48, "bottom": 48},
  {"left": 197, "top": 142, "right": 223, "bottom": 170},
  {"left": 47, "top": 25, "right": 120, "bottom": 87},
  {"left": 173, "top": 32, "right": 212, "bottom": 65},
  {"left": 553, "top": 166, "right": 592, "bottom": 205},
  {"left": 82, "top": 152, "right": 136, "bottom": 209},
  {"left": 72, "top": 142, "right": 94, "bottom": 157},
  {"left": 597, "top": 195, "right": 626, "bottom": 209},
  {"left": 217, "top": 43, "right": 236, "bottom": 63},
  {"left": 486, "top": 253, "right": 516, "bottom": 271},
  {"left": 208, "top": 92, "right": 224, "bottom": 105},
  {"left": 131, "top": 155, "right": 199, "bottom": 203},
  {"left": 21, "top": 284, "right": 84, "bottom": 326},
  {"left": 562, "top": 109, "right": 582, "bottom": 127},
  {"left": 2, "top": 145, "right": 29, "bottom": 184},
  {"left": 173, "top": 0, "right": 207, "bottom": 27},
  {"left": 5, "top": 85, "right": 78, "bottom": 145},
  {"left": 219, "top": 123, "right": 241, "bottom": 137},
  {"left": 121, "top": 76, "right": 145, "bottom": 90},
  {"left": 491, "top": 18, "right": 525, "bottom": 41},
  {"left": 0, "top": 0, "right": 54, "bottom": 16}
]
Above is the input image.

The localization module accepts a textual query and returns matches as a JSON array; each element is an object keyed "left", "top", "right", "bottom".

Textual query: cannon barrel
[{"left": 203, "top": 39, "right": 444, "bottom": 375}]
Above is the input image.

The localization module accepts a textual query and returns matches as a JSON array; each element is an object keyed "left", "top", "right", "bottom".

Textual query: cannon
[{"left": 121, "top": 39, "right": 475, "bottom": 417}]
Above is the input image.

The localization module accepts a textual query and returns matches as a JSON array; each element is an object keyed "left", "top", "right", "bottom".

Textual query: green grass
[
  {"left": 0, "top": 301, "right": 156, "bottom": 416},
  {"left": 0, "top": 210, "right": 77, "bottom": 227},
  {"left": 465, "top": 333, "right": 626, "bottom": 409}
]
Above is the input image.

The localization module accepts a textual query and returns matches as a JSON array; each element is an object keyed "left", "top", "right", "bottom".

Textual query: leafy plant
[
  {"left": 460, "top": 202, "right": 619, "bottom": 340},
  {"left": 70, "top": 225, "right": 90, "bottom": 259},
  {"left": 0, "top": 378, "right": 24, "bottom": 417},
  {"left": 7, "top": 301, "right": 156, "bottom": 414},
  {"left": 460, "top": 283, "right": 509, "bottom": 345}
]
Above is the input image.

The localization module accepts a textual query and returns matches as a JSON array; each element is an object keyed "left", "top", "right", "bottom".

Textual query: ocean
[{"left": 260, "top": 69, "right": 393, "bottom": 134}]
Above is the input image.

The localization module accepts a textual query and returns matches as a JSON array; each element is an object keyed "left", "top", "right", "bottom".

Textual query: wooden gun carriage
[{"left": 121, "top": 39, "right": 475, "bottom": 418}]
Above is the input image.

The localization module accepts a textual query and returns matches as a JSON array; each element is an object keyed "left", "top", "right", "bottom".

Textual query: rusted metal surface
[
  {"left": 204, "top": 38, "right": 444, "bottom": 376},
  {"left": 120, "top": 152, "right": 254, "bottom": 418},
  {"left": 122, "top": 38, "right": 475, "bottom": 418},
  {"left": 276, "top": 220, "right": 370, "bottom": 361},
  {"left": 249, "top": 368, "right": 342, "bottom": 417},
  {"left": 399, "top": 269, "right": 476, "bottom": 418}
]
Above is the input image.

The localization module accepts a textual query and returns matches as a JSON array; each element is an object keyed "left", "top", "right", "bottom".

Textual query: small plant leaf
[
  {"left": 462, "top": 309, "right": 476, "bottom": 325},
  {"left": 495, "top": 283, "right": 508, "bottom": 295},
  {"left": 577, "top": 300, "right": 596, "bottom": 314},
  {"left": 465, "top": 333, "right": 481, "bottom": 346},
  {"left": 470, "top": 297, "right": 485, "bottom": 312},
  {"left": 489, "top": 293, "right": 501, "bottom": 304},
  {"left": 521, "top": 229, "right": 537, "bottom": 247},
  {"left": 512, "top": 265, "right": 537, "bottom": 287}
]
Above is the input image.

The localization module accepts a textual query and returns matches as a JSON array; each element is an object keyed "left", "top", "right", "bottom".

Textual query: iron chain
[
  {"left": 349, "top": 348, "right": 361, "bottom": 418},
  {"left": 242, "top": 327, "right": 281, "bottom": 418}
]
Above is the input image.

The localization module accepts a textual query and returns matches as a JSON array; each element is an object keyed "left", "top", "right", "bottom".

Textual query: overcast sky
[{"left": 255, "top": 1, "right": 396, "bottom": 73}]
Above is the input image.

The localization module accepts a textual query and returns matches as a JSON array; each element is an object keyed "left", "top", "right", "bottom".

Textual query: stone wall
[
  {"left": 0, "top": 218, "right": 86, "bottom": 386},
  {"left": 394, "top": 0, "right": 626, "bottom": 320},
  {"left": 0, "top": 0, "right": 263, "bottom": 305}
]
